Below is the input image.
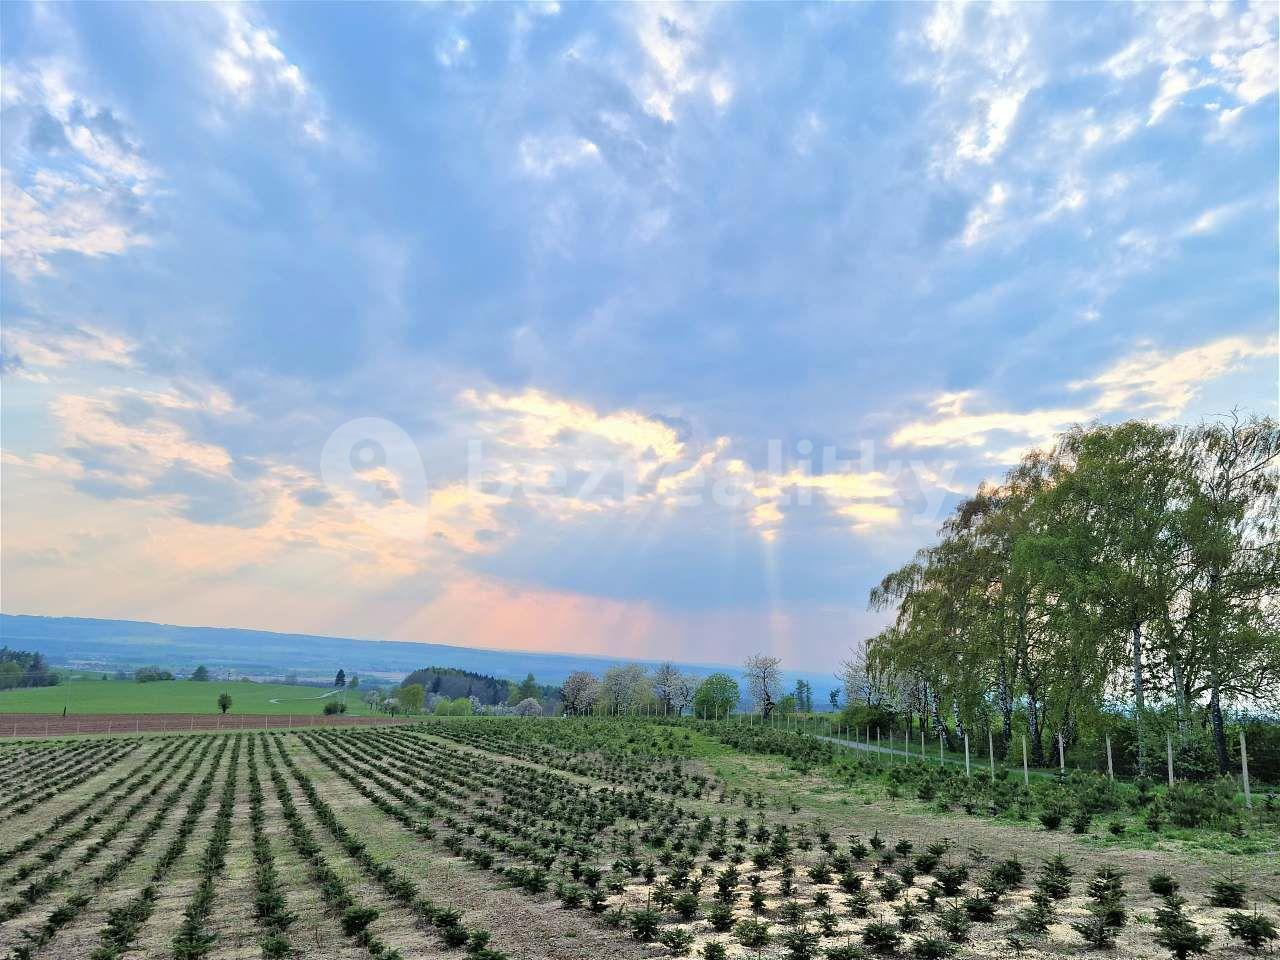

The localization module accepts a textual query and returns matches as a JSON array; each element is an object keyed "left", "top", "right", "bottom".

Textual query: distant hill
[{"left": 0, "top": 613, "right": 842, "bottom": 706}]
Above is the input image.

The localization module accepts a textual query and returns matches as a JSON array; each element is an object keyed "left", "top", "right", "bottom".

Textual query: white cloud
[
  {"left": 436, "top": 33, "right": 471, "bottom": 69},
  {"left": 1103, "top": 3, "right": 1278, "bottom": 126},
  {"left": 626, "top": 4, "right": 733, "bottom": 123},
  {"left": 1, "top": 323, "right": 136, "bottom": 371},
  {"left": 960, "top": 181, "right": 1008, "bottom": 246},
  {"left": 890, "top": 333, "right": 1279, "bottom": 455},
  {"left": 955, "top": 90, "right": 1025, "bottom": 164},
  {"left": 212, "top": 5, "right": 327, "bottom": 141},
  {"left": 518, "top": 135, "right": 601, "bottom": 178},
  {"left": 0, "top": 62, "right": 156, "bottom": 277},
  {"left": 1179, "top": 198, "right": 1251, "bottom": 237}
]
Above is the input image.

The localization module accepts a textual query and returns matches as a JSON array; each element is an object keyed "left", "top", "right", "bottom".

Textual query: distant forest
[
  {"left": 399, "top": 666, "right": 556, "bottom": 705},
  {"left": 0, "top": 647, "right": 61, "bottom": 690}
]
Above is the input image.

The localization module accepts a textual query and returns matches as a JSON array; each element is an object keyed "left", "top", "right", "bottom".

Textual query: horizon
[
  {"left": 0, "top": 610, "right": 850, "bottom": 680},
  {"left": 2, "top": 3, "right": 1277, "bottom": 669}
]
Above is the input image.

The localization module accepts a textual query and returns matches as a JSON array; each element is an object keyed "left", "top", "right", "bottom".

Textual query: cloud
[
  {"left": 626, "top": 4, "right": 733, "bottom": 123},
  {"left": 1102, "top": 3, "right": 1278, "bottom": 126},
  {"left": 1, "top": 323, "right": 136, "bottom": 372},
  {"left": 518, "top": 135, "right": 602, "bottom": 178},
  {"left": 890, "top": 333, "right": 1279, "bottom": 455},
  {"left": 1, "top": 61, "right": 156, "bottom": 277},
  {"left": 959, "top": 181, "right": 1008, "bottom": 246},
  {"left": 436, "top": 32, "right": 471, "bottom": 69},
  {"left": 211, "top": 5, "right": 327, "bottom": 141}
]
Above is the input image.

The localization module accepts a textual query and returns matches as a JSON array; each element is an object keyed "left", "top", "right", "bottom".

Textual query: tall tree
[
  {"left": 1182, "top": 414, "right": 1280, "bottom": 770},
  {"left": 653, "top": 663, "right": 694, "bottom": 715},
  {"left": 560, "top": 671, "right": 601, "bottom": 715},
  {"left": 744, "top": 654, "right": 782, "bottom": 718},
  {"left": 692, "top": 674, "right": 740, "bottom": 718}
]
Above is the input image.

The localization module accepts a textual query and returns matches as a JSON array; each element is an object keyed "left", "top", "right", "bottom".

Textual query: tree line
[
  {"left": 855, "top": 414, "right": 1278, "bottom": 777},
  {"left": 0, "top": 647, "right": 60, "bottom": 689}
]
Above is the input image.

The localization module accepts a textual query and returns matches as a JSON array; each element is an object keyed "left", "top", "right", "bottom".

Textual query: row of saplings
[
  {"left": 886, "top": 763, "right": 1259, "bottom": 838},
  {"left": 704, "top": 721, "right": 1267, "bottom": 838},
  {"left": 539, "top": 819, "right": 1277, "bottom": 960},
  {"left": 369, "top": 725, "right": 1279, "bottom": 960},
  {"left": 259, "top": 733, "right": 512, "bottom": 960},
  {"left": 423, "top": 718, "right": 717, "bottom": 799},
  {"left": 6, "top": 737, "right": 222, "bottom": 959}
]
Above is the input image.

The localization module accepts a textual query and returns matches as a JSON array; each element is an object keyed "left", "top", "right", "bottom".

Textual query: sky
[{"left": 1, "top": 1, "right": 1277, "bottom": 672}]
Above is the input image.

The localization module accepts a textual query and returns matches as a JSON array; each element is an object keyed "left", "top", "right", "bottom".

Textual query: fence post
[
  {"left": 964, "top": 733, "right": 970, "bottom": 777},
  {"left": 1166, "top": 733, "right": 1175, "bottom": 787},
  {"left": 1022, "top": 735, "right": 1029, "bottom": 786},
  {"left": 920, "top": 729, "right": 924, "bottom": 761},
  {"left": 988, "top": 730, "right": 995, "bottom": 778},
  {"left": 939, "top": 733, "right": 943, "bottom": 764},
  {"left": 1240, "top": 731, "right": 1252, "bottom": 810},
  {"left": 1056, "top": 733, "right": 1065, "bottom": 772},
  {"left": 1106, "top": 735, "right": 1114, "bottom": 780}
]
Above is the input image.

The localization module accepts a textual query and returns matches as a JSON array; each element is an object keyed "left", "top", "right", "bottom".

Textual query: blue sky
[{"left": 2, "top": 1, "right": 1276, "bottom": 670}]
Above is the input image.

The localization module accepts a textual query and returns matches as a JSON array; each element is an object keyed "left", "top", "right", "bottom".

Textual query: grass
[{"left": 0, "top": 679, "right": 375, "bottom": 715}]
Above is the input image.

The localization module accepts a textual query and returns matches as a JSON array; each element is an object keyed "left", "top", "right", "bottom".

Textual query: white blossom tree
[
  {"left": 515, "top": 697, "right": 543, "bottom": 717},
  {"left": 560, "top": 671, "right": 601, "bottom": 715},
  {"left": 744, "top": 653, "right": 782, "bottom": 718}
]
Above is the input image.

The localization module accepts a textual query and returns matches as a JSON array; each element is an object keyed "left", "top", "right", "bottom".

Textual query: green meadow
[{"left": 0, "top": 679, "right": 373, "bottom": 715}]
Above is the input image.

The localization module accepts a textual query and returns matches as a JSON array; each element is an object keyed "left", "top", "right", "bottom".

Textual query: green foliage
[
  {"left": 135, "top": 666, "right": 174, "bottom": 683},
  {"left": 1224, "top": 910, "right": 1279, "bottom": 952},
  {"left": 693, "top": 674, "right": 741, "bottom": 719},
  {"left": 398, "top": 683, "right": 425, "bottom": 713}
]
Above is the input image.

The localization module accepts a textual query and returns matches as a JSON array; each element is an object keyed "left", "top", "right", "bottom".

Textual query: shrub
[
  {"left": 1208, "top": 877, "right": 1247, "bottom": 908},
  {"left": 340, "top": 906, "right": 378, "bottom": 937},
  {"left": 1036, "top": 854, "right": 1073, "bottom": 900},
  {"left": 909, "top": 938, "right": 955, "bottom": 960},
  {"left": 628, "top": 909, "right": 660, "bottom": 941},
  {"left": 1149, "top": 873, "right": 1179, "bottom": 897},
  {"left": 735, "top": 919, "right": 771, "bottom": 950},
  {"left": 1224, "top": 910, "right": 1279, "bottom": 952},
  {"left": 659, "top": 928, "right": 695, "bottom": 955},
  {"left": 780, "top": 927, "right": 821, "bottom": 959},
  {"left": 862, "top": 922, "right": 902, "bottom": 955},
  {"left": 937, "top": 904, "right": 970, "bottom": 943},
  {"left": 1157, "top": 911, "right": 1213, "bottom": 960},
  {"left": 1071, "top": 906, "right": 1117, "bottom": 950}
]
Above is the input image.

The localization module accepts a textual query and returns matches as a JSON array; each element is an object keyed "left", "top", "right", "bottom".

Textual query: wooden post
[
  {"left": 1240, "top": 731, "right": 1252, "bottom": 809},
  {"left": 1167, "top": 733, "right": 1175, "bottom": 787},
  {"left": 964, "top": 733, "right": 970, "bottom": 777},
  {"left": 1058, "top": 733, "right": 1065, "bottom": 772},
  {"left": 1022, "top": 735, "right": 1029, "bottom": 786},
  {"left": 1105, "top": 735, "right": 1114, "bottom": 780},
  {"left": 939, "top": 733, "right": 944, "bottom": 763},
  {"left": 988, "top": 730, "right": 995, "bottom": 777},
  {"left": 920, "top": 729, "right": 925, "bottom": 761}
]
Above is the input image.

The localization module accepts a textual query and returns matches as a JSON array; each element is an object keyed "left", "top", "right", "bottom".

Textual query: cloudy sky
[{"left": 2, "top": 2, "right": 1276, "bottom": 670}]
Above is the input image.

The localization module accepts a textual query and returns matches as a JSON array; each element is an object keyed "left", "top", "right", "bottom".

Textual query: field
[
  {"left": 0, "top": 719, "right": 1276, "bottom": 960},
  {"left": 0, "top": 680, "right": 373, "bottom": 716}
]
